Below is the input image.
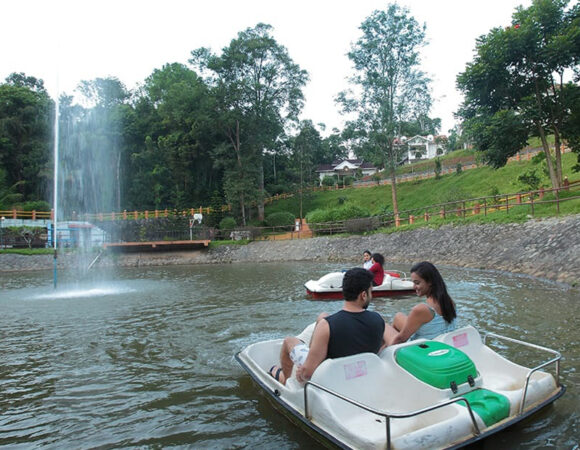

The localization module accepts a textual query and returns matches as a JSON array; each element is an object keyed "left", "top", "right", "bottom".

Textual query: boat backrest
[
  {"left": 310, "top": 352, "right": 389, "bottom": 409},
  {"left": 434, "top": 325, "right": 484, "bottom": 358}
]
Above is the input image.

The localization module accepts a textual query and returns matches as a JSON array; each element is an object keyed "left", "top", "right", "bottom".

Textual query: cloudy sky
[{"left": 2, "top": 0, "right": 531, "bottom": 134}]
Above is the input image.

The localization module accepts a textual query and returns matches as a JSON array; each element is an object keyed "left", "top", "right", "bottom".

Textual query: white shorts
[
  {"left": 295, "top": 322, "right": 316, "bottom": 345},
  {"left": 290, "top": 343, "right": 309, "bottom": 366}
]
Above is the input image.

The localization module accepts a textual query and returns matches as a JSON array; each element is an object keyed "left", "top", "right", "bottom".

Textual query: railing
[
  {"left": 482, "top": 332, "right": 562, "bottom": 415},
  {"left": 304, "top": 380, "right": 481, "bottom": 450},
  {"left": 306, "top": 180, "right": 580, "bottom": 236}
]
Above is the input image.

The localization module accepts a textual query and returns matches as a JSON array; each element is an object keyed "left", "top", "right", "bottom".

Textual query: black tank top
[{"left": 325, "top": 310, "right": 385, "bottom": 358}]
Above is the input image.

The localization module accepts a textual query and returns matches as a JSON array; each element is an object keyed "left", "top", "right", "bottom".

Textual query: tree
[
  {"left": 0, "top": 73, "right": 53, "bottom": 204},
  {"left": 457, "top": 0, "right": 580, "bottom": 189},
  {"left": 190, "top": 23, "right": 308, "bottom": 224},
  {"left": 291, "top": 120, "right": 322, "bottom": 223},
  {"left": 337, "top": 4, "right": 432, "bottom": 216}
]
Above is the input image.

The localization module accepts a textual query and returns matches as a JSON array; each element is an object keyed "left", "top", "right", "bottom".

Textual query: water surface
[{"left": 0, "top": 263, "right": 577, "bottom": 448}]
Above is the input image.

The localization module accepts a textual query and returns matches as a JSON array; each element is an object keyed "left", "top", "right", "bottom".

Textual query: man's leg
[{"left": 279, "top": 336, "right": 302, "bottom": 383}]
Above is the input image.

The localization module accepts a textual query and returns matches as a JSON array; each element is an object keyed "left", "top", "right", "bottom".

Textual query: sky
[{"left": 2, "top": 0, "right": 532, "bottom": 135}]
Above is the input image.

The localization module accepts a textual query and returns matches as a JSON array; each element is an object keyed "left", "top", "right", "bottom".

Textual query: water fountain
[{"left": 48, "top": 89, "right": 125, "bottom": 297}]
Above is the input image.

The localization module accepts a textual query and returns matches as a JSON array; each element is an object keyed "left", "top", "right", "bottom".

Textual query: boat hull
[
  {"left": 305, "top": 270, "right": 415, "bottom": 300},
  {"left": 236, "top": 326, "right": 565, "bottom": 449}
]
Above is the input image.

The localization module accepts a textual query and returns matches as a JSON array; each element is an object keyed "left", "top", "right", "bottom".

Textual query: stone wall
[{"left": 1, "top": 214, "right": 578, "bottom": 288}]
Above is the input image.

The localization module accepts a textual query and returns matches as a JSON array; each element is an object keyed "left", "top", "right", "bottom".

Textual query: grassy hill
[{"left": 264, "top": 151, "right": 580, "bottom": 226}]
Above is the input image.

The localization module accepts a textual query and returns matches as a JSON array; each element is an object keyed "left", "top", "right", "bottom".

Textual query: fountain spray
[{"left": 52, "top": 86, "right": 59, "bottom": 289}]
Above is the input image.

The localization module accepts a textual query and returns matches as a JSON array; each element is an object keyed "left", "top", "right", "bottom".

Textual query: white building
[
  {"left": 315, "top": 159, "right": 378, "bottom": 184},
  {"left": 404, "top": 135, "right": 446, "bottom": 163}
]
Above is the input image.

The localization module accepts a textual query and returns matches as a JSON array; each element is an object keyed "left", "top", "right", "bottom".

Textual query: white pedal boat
[
  {"left": 305, "top": 271, "right": 414, "bottom": 299},
  {"left": 236, "top": 325, "right": 565, "bottom": 449}
]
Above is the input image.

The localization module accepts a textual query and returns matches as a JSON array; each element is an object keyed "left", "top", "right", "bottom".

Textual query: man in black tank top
[{"left": 271, "top": 268, "right": 386, "bottom": 385}]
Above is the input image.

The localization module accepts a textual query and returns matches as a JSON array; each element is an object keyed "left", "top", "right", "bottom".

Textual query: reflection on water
[{"left": 0, "top": 262, "right": 578, "bottom": 448}]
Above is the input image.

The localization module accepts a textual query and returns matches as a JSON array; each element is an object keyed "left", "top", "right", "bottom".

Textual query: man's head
[{"left": 342, "top": 268, "right": 374, "bottom": 307}]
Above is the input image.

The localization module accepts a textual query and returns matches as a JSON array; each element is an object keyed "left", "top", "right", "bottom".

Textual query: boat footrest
[{"left": 459, "top": 388, "right": 510, "bottom": 426}]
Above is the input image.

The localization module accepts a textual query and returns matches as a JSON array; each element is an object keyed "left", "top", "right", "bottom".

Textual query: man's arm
[{"left": 295, "top": 318, "right": 330, "bottom": 383}]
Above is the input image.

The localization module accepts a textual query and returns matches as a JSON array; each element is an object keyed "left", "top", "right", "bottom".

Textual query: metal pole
[{"left": 0, "top": 216, "right": 4, "bottom": 250}]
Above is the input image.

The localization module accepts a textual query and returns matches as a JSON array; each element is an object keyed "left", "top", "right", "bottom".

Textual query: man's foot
[{"left": 269, "top": 365, "right": 286, "bottom": 384}]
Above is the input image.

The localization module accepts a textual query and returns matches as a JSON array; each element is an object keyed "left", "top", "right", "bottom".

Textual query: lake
[{"left": 0, "top": 262, "right": 577, "bottom": 448}]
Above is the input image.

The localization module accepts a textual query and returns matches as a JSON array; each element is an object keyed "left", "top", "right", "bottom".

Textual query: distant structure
[
  {"left": 315, "top": 159, "right": 378, "bottom": 185},
  {"left": 402, "top": 135, "right": 447, "bottom": 163}
]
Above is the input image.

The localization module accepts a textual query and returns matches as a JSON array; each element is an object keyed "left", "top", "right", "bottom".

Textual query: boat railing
[
  {"left": 482, "top": 331, "right": 562, "bottom": 415},
  {"left": 304, "top": 381, "right": 481, "bottom": 450}
]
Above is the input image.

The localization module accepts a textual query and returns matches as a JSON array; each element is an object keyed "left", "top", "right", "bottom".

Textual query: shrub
[
  {"left": 343, "top": 176, "right": 354, "bottom": 186},
  {"left": 265, "top": 211, "right": 295, "bottom": 228},
  {"left": 518, "top": 169, "right": 541, "bottom": 191},
  {"left": 306, "top": 203, "right": 371, "bottom": 223},
  {"left": 20, "top": 200, "right": 51, "bottom": 212},
  {"left": 344, "top": 217, "right": 380, "bottom": 233},
  {"left": 321, "top": 176, "right": 336, "bottom": 187},
  {"left": 219, "top": 217, "right": 237, "bottom": 230}
]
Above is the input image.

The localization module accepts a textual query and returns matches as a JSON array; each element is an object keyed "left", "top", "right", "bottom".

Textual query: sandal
[{"left": 269, "top": 365, "right": 284, "bottom": 383}]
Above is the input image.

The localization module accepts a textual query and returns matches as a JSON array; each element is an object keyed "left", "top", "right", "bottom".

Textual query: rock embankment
[{"left": 1, "top": 215, "right": 578, "bottom": 288}]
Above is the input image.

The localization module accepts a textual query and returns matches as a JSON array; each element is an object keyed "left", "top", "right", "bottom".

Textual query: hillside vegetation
[{"left": 264, "top": 151, "right": 580, "bottom": 225}]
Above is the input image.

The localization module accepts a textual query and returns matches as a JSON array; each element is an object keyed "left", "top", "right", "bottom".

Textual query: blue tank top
[
  {"left": 410, "top": 304, "right": 456, "bottom": 341},
  {"left": 325, "top": 310, "right": 385, "bottom": 358}
]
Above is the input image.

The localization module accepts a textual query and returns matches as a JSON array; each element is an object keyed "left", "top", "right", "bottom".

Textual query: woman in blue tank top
[{"left": 383, "top": 261, "right": 456, "bottom": 346}]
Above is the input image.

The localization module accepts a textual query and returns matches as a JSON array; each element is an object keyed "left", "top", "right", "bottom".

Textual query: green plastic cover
[
  {"left": 460, "top": 389, "right": 510, "bottom": 426},
  {"left": 395, "top": 341, "right": 477, "bottom": 389}
]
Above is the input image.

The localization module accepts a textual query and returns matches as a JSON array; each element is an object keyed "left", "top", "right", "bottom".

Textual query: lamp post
[{"left": 0, "top": 216, "right": 5, "bottom": 250}]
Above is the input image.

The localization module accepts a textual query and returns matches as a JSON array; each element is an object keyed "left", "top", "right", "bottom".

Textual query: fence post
[
  {"left": 516, "top": 194, "right": 521, "bottom": 204},
  {"left": 474, "top": 203, "right": 480, "bottom": 215},
  {"left": 530, "top": 194, "right": 534, "bottom": 216},
  {"left": 155, "top": 210, "right": 159, "bottom": 218},
  {"left": 123, "top": 210, "right": 127, "bottom": 220},
  {"left": 556, "top": 189, "right": 560, "bottom": 214},
  {"left": 395, "top": 214, "right": 400, "bottom": 227},
  {"left": 145, "top": 210, "right": 149, "bottom": 219},
  {"left": 134, "top": 211, "right": 138, "bottom": 219},
  {"left": 409, "top": 215, "right": 414, "bottom": 225},
  {"left": 505, "top": 195, "right": 509, "bottom": 214},
  {"left": 424, "top": 211, "right": 429, "bottom": 222},
  {"left": 164, "top": 209, "right": 168, "bottom": 217},
  {"left": 50, "top": 209, "right": 54, "bottom": 220},
  {"left": 483, "top": 199, "right": 487, "bottom": 216},
  {"left": 563, "top": 177, "right": 569, "bottom": 190},
  {"left": 32, "top": 210, "right": 36, "bottom": 220},
  {"left": 112, "top": 212, "right": 116, "bottom": 221},
  {"left": 539, "top": 187, "right": 544, "bottom": 199},
  {"left": 440, "top": 208, "right": 445, "bottom": 219}
]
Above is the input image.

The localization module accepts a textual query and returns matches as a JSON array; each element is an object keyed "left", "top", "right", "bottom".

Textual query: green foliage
[
  {"left": 456, "top": 0, "right": 580, "bottom": 188},
  {"left": 19, "top": 200, "right": 51, "bottom": 211},
  {"left": 306, "top": 203, "right": 371, "bottom": 223},
  {"left": 219, "top": 216, "right": 237, "bottom": 230},
  {"left": 264, "top": 211, "right": 295, "bottom": 228},
  {"left": 337, "top": 196, "right": 348, "bottom": 205},
  {"left": 434, "top": 158, "right": 442, "bottom": 179},
  {"left": 322, "top": 176, "right": 336, "bottom": 187},
  {"left": 518, "top": 169, "right": 542, "bottom": 191},
  {"left": 337, "top": 2, "right": 433, "bottom": 204},
  {"left": 456, "top": 163, "right": 463, "bottom": 175}
]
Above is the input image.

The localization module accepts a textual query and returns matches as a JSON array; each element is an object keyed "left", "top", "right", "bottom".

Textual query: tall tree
[
  {"left": 0, "top": 73, "right": 53, "bottom": 204},
  {"left": 337, "top": 4, "right": 432, "bottom": 216},
  {"left": 457, "top": 0, "right": 580, "bottom": 188},
  {"left": 190, "top": 23, "right": 308, "bottom": 224}
]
